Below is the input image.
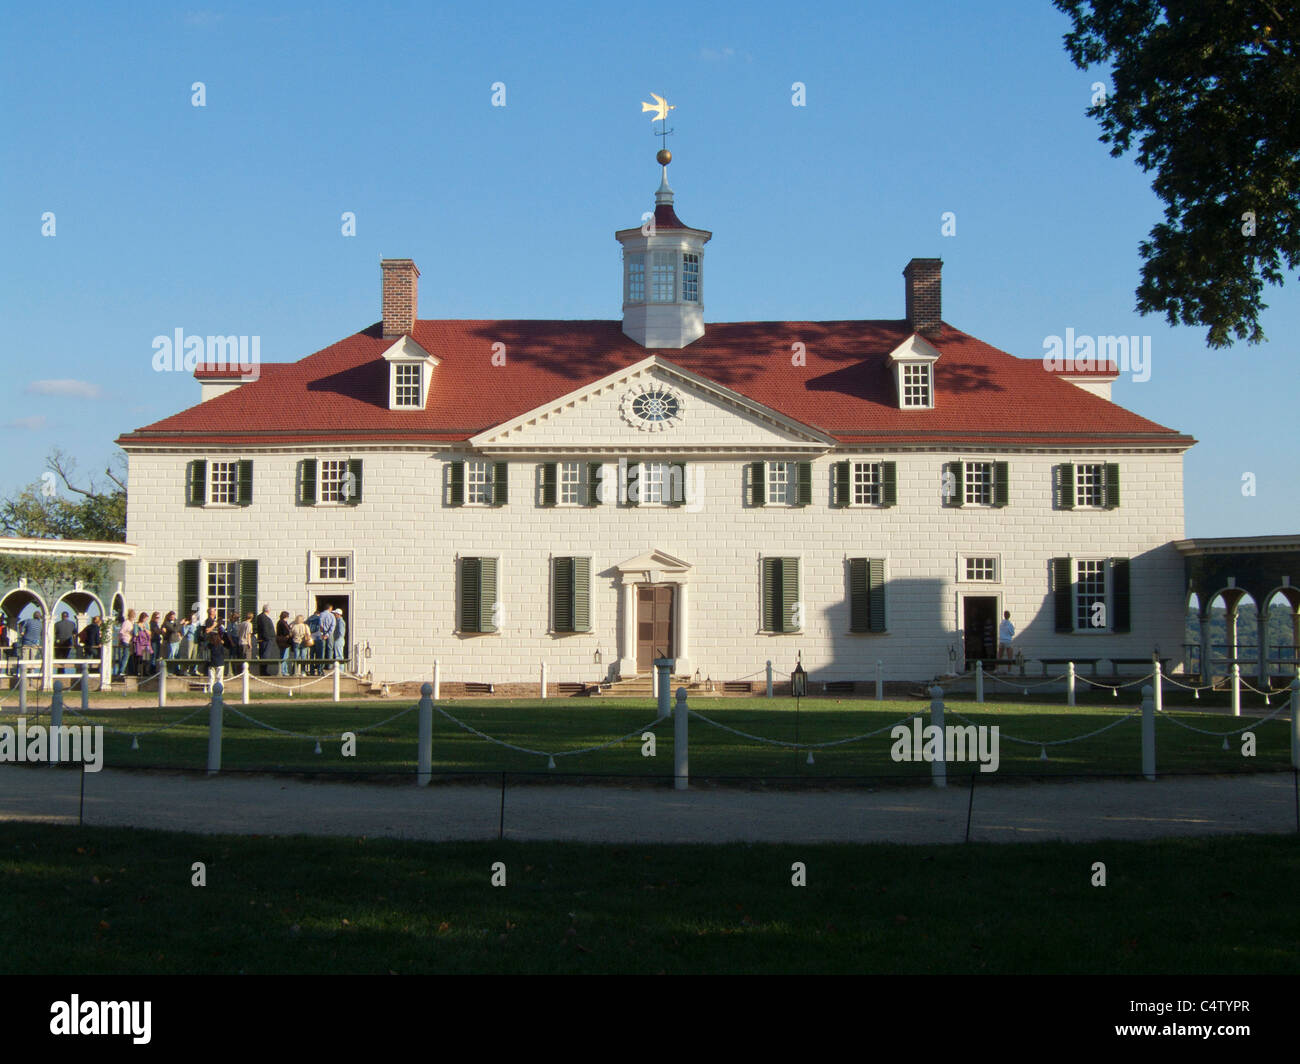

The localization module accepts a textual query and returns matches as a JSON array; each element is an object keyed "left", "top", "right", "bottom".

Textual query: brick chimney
[
  {"left": 381, "top": 259, "right": 420, "bottom": 338},
  {"left": 903, "top": 257, "right": 942, "bottom": 335}
]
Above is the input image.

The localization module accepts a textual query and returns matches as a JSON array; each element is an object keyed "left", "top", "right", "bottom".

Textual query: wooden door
[{"left": 636, "top": 586, "right": 675, "bottom": 672}]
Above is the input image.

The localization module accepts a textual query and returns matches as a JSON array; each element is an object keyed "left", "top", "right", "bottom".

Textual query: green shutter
[
  {"left": 236, "top": 460, "right": 253, "bottom": 506},
  {"left": 795, "top": 463, "right": 812, "bottom": 506},
  {"left": 479, "top": 557, "right": 498, "bottom": 632},
  {"left": 943, "top": 461, "right": 963, "bottom": 507},
  {"left": 749, "top": 462, "right": 765, "bottom": 506},
  {"left": 179, "top": 559, "right": 200, "bottom": 616},
  {"left": 1053, "top": 557, "right": 1073, "bottom": 633},
  {"left": 1058, "top": 463, "right": 1075, "bottom": 510},
  {"left": 298, "top": 459, "right": 317, "bottom": 506},
  {"left": 1104, "top": 463, "right": 1121, "bottom": 509},
  {"left": 586, "top": 462, "right": 602, "bottom": 506},
  {"left": 762, "top": 558, "right": 779, "bottom": 632},
  {"left": 186, "top": 460, "right": 206, "bottom": 506},
  {"left": 237, "top": 559, "right": 258, "bottom": 619},
  {"left": 627, "top": 463, "right": 640, "bottom": 507},
  {"left": 553, "top": 556, "right": 574, "bottom": 632},
  {"left": 832, "top": 461, "right": 850, "bottom": 507},
  {"left": 868, "top": 558, "right": 886, "bottom": 633},
  {"left": 1111, "top": 557, "right": 1131, "bottom": 633},
  {"left": 541, "top": 463, "right": 557, "bottom": 507},
  {"left": 667, "top": 462, "right": 687, "bottom": 507},
  {"left": 880, "top": 462, "right": 897, "bottom": 508},
  {"left": 849, "top": 558, "right": 869, "bottom": 632},
  {"left": 573, "top": 557, "right": 591, "bottom": 633},
  {"left": 460, "top": 557, "right": 481, "bottom": 631},
  {"left": 993, "top": 461, "right": 1009, "bottom": 508},
  {"left": 345, "top": 459, "right": 363, "bottom": 505},
  {"left": 449, "top": 461, "right": 464, "bottom": 506},
  {"left": 492, "top": 462, "right": 508, "bottom": 506},
  {"left": 781, "top": 557, "right": 800, "bottom": 632}
]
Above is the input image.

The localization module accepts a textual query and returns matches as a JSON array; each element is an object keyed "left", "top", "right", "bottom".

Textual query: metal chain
[
  {"left": 945, "top": 706, "right": 1141, "bottom": 747},
  {"left": 686, "top": 709, "right": 923, "bottom": 749}
]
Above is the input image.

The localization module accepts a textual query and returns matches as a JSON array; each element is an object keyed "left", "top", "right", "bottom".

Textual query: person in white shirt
[{"left": 998, "top": 611, "right": 1015, "bottom": 672}]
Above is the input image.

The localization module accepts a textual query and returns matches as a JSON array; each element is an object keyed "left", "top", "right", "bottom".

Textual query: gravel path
[{"left": 1, "top": 765, "right": 1295, "bottom": 844}]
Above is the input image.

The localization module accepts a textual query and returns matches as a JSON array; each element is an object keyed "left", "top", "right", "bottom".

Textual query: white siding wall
[{"left": 123, "top": 447, "right": 1187, "bottom": 684}]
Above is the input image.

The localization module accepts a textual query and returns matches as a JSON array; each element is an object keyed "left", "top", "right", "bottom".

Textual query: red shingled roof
[{"left": 116, "top": 320, "right": 1192, "bottom": 449}]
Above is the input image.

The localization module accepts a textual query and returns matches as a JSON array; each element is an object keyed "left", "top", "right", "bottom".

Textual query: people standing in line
[
  {"left": 53, "top": 611, "right": 77, "bottom": 672},
  {"left": 162, "top": 611, "right": 181, "bottom": 669},
  {"left": 236, "top": 612, "right": 254, "bottom": 665},
  {"left": 276, "top": 611, "right": 293, "bottom": 676},
  {"left": 290, "top": 614, "right": 309, "bottom": 675},
  {"left": 317, "top": 606, "right": 336, "bottom": 674},
  {"left": 80, "top": 615, "right": 103, "bottom": 671},
  {"left": 20, "top": 610, "right": 44, "bottom": 662},
  {"left": 205, "top": 611, "right": 227, "bottom": 683},
  {"left": 115, "top": 610, "right": 134, "bottom": 677},
  {"left": 256, "top": 605, "right": 277, "bottom": 676},
  {"left": 132, "top": 612, "right": 153, "bottom": 678},
  {"left": 306, "top": 608, "right": 322, "bottom": 675},
  {"left": 332, "top": 608, "right": 346, "bottom": 669},
  {"left": 149, "top": 612, "right": 163, "bottom": 673}
]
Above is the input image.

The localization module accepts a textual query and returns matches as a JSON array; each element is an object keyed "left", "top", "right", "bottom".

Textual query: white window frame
[
  {"left": 465, "top": 459, "right": 492, "bottom": 506},
  {"left": 1074, "top": 463, "right": 1106, "bottom": 509},
  {"left": 639, "top": 461, "right": 668, "bottom": 505},
  {"left": 208, "top": 460, "right": 239, "bottom": 506},
  {"left": 391, "top": 362, "right": 423, "bottom": 409},
  {"left": 626, "top": 253, "right": 646, "bottom": 303},
  {"left": 851, "top": 460, "right": 884, "bottom": 507},
  {"left": 765, "top": 461, "right": 795, "bottom": 507},
  {"left": 1073, "top": 557, "right": 1111, "bottom": 633},
  {"left": 558, "top": 461, "right": 583, "bottom": 506},
  {"left": 900, "top": 363, "right": 933, "bottom": 409},
  {"left": 318, "top": 459, "right": 351, "bottom": 505},
  {"left": 963, "top": 461, "right": 995, "bottom": 507},
  {"left": 682, "top": 252, "right": 700, "bottom": 303},
  {"left": 206, "top": 560, "right": 238, "bottom": 622},
  {"left": 650, "top": 251, "right": 676, "bottom": 302},
  {"left": 958, "top": 554, "right": 1001, "bottom": 583},
  {"left": 309, "top": 551, "right": 354, "bottom": 584}
]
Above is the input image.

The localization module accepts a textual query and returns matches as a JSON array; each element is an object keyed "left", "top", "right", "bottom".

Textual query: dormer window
[
  {"left": 651, "top": 252, "right": 676, "bottom": 301},
  {"left": 393, "top": 364, "right": 422, "bottom": 408},
  {"left": 901, "top": 363, "right": 932, "bottom": 408},
  {"left": 682, "top": 253, "right": 700, "bottom": 302}
]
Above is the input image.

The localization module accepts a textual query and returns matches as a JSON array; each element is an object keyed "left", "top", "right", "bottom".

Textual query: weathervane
[{"left": 641, "top": 92, "right": 675, "bottom": 163}]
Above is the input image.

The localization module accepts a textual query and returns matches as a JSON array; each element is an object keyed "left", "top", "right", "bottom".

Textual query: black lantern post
[{"left": 791, "top": 652, "right": 807, "bottom": 764}]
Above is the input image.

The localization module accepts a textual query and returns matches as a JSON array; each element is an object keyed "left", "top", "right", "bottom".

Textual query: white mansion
[{"left": 117, "top": 163, "right": 1194, "bottom": 688}]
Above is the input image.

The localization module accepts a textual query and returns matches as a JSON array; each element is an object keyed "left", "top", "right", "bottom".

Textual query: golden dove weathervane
[{"left": 641, "top": 92, "right": 675, "bottom": 164}]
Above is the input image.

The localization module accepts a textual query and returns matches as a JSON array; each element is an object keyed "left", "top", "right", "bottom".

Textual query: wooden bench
[
  {"left": 463, "top": 681, "right": 494, "bottom": 695},
  {"left": 1040, "top": 657, "right": 1101, "bottom": 676},
  {"left": 1110, "top": 657, "right": 1169, "bottom": 676}
]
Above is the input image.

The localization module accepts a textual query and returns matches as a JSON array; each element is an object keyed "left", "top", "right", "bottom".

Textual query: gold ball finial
[{"left": 657, "top": 148, "right": 672, "bottom": 166}]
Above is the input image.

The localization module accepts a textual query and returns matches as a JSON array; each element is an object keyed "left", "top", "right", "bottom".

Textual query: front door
[
  {"left": 314, "top": 594, "right": 350, "bottom": 664},
  {"left": 636, "top": 585, "right": 675, "bottom": 673},
  {"left": 962, "top": 596, "right": 998, "bottom": 670}
]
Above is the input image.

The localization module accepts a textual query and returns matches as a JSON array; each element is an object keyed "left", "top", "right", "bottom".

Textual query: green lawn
[
  {"left": 5, "top": 693, "right": 1290, "bottom": 779},
  {"left": 1, "top": 824, "right": 1296, "bottom": 974}
]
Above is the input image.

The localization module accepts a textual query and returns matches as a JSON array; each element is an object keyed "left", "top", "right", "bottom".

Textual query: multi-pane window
[
  {"left": 767, "top": 462, "right": 794, "bottom": 505},
  {"left": 965, "top": 557, "right": 998, "bottom": 582},
  {"left": 466, "top": 460, "right": 491, "bottom": 504},
  {"left": 627, "top": 254, "right": 645, "bottom": 302},
  {"left": 394, "top": 364, "right": 421, "bottom": 407},
  {"left": 640, "top": 461, "right": 667, "bottom": 504},
  {"left": 964, "top": 462, "right": 994, "bottom": 505},
  {"left": 558, "top": 462, "right": 582, "bottom": 505},
  {"left": 682, "top": 254, "right": 700, "bottom": 302},
  {"left": 853, "top": 462, "right": 881, "bottom": 505},
  {"left": 207, "top": 561, "right": 237, "bottom": 622},
  {"left": 319, "top": 460, "right": 349, "bottom": 503},
  {"left": 209, "top": 462, "right": 238, "bottom": 504},
  {"left": 901, "top": 363, "right": 932, "bottom": 408},
  {"left": 651, "top": 252, "right": 675, "bottom": 302},
  {"left": 317, "top": 554, "right": 351, "bottom": 581},
  {"left": 1075, "top": 464, "right": 1104, "bottom": 508},
  {"left": 1076, "top": 560, "right": 1107, "bottom": 630}
]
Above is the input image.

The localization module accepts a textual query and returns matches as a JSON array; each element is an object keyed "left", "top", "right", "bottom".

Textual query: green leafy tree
[
  {"left": 1055, "top": 1, "right": 1298, "bottom": 346},
  {"left": 0, "top": 450, "right": 126, "bottom": 610}
]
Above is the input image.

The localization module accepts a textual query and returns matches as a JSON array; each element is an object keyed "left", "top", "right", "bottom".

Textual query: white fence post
[
  {"left": 975, "top": 660, "right": 984, "bottom": 704},
  {"left": 1067, "top": 661, "right": 1076, "bottom": 707},
  {"left": 17, "top": 661, "right": 26, "bottom": 715},
  {"left": 207, "top": 682, "right": 224, "bottom": 776},
  {"left": 432, "top": 659, "right": 440, "bottom": 701},
  {"left": 1231, "top": 663, "right": 1241, "bottom": 717},
  {"left": 1141, "top": 684, "right": 1156, "bottom": 782},
  {"left": 417, "top": 682, "right": 433, "bottom": 787},
  {"left": 655, "top": 659, "right": 671, "bottom": 719},
  {"left": 333, "top": 662, "right": 341, "bottom": 702},
  {"left": 242, "top": 660, "right": 250, "bottom": 705},
  {"left": 765, "top": 660, "right": 773, "bottom": 698},
  {"left": 158, "top": 665, "right": 166, "bottom": 708},
  {"left": 540, "top": 662, "right": 548, "bottom": 700},
  {"left": 930, "top": 685, "right": 946, "bottom": 789},
  {"left": 100, "top": 641, "right": 112, "bottom": 690},
  {"left": 50, "top": 681, "right": 64, "bottom": 765},
  {"left": 1153, "top": 661, "right": 1163, "bottom": 716},
  {"left": 875, "top": 660, "right": 883, "bottom": 701},
  {"left": 673, "top": 687, "right": 689, "bottom": 791},
  {"left": 80, "top": 663, "right": 90, "bottom": 713}
]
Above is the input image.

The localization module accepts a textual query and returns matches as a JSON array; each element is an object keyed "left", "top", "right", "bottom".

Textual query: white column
[
  {"left": 618, "top": 580, "right": 638, "bottom": 676},
  {"left": 674, "top": 582, "right": 691, "bottom": 677}
]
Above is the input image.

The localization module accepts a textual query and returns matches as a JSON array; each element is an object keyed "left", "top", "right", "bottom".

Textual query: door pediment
[{"left": 615, "top": 549, "right": 691, "bottom": 584}]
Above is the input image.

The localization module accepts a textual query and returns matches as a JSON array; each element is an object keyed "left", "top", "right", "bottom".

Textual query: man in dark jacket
[
  {"left": 53, "top": 611, "right": 77, "bottom": 672},
  {"left": 256, "top": 605, "right": 277, "bottom": 675},
  {"left": 80, "top": 616, "right": 103, "bottom": 670}
]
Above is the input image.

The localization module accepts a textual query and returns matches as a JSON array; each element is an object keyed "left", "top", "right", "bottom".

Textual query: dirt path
[{"left": 1, "top": 765, "right": 1294, "bottom": 844}]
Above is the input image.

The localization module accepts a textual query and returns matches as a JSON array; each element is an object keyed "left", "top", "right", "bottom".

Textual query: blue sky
[{"left": 1, "top": 0, "right": 1295, "bottom": 537}]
